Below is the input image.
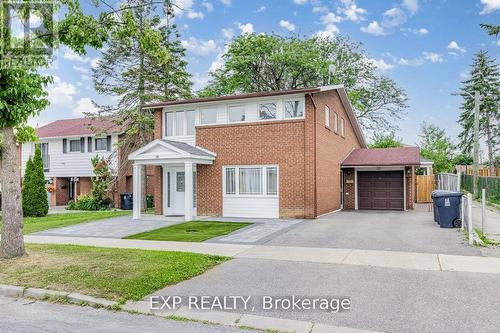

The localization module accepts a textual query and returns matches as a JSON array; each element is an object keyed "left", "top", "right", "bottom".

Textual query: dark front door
[{"left": 358, "top": 171, "right": 404, "bottom": 210}]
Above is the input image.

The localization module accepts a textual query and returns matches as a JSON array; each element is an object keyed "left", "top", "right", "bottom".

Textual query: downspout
[{"left": 308, "top": 93, "right": 318, "bottom": 218}]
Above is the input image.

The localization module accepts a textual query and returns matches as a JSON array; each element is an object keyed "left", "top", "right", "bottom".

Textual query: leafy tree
[
  {"left": 0, "top": 0, "right": 139, "bottom": 258},
  {"left": 457, "top": 51, "right": 499, "bottom": 175},
  {"left": 22, "top": 145, "right": 48, "bottom": 217},
  {"left": 418, "top": 122, "right": 455, "bottom": 173},
  {"left": 91, "top": 155, "right": 114, "bottom": 209},
  {"left": 453, "top": 154, "right": 473, "bottom": 166},
  {"left": 368, "top": 132, "right": 402, "bottom": 148},
  {"left": 200, "top": 34, "right": 408, "bottom": 132},
  {"left": 92, "top": 0, "right": 190, "bottom": 209},
  {"left": 480, "top": 23, "right": 500, "bottom": 36}
]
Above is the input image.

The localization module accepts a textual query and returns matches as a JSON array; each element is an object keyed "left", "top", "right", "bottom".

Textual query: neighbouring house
[
  {"left": 20, "top": 118, "right": 156, "bottom": 208},
  {"left": 128, "top": 85, "right": 431, "bottom": 221}
]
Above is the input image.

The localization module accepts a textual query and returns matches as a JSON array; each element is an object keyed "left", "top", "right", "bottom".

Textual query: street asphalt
[
  {"left": 0, "top": 296, "right": 257, "bottom": 333},
  {"left": 268, "top": 210, "right": 481, "bottom": 255},
  {"left": 152, "top": 258, "right": 500, "bottom": 333}
]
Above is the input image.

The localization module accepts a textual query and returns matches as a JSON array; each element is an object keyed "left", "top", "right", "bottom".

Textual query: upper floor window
[
  {"left": 95, "top": 138, "right": 107, "bottom": 151},
  {"left": 284, "top": 100, "right": 304, "bottom": 118},
  {"left": 186, "top": 110, "right": 196, "bottom": 135},
  {"left": 325, "top": 106, "right": 330, "bottom": 128},
  {"left": 69, "top": 139, "right": 81, "bottom": 152},
  {"left": 165, "top": 110, "right": 195, "bottom": 137},
  {"left": 228, "top": 105, "right": 246, "bottom": 122},
  {"left": 340, "top": 117, "right": 345, "bottom": 137},
  {"left": 259, "top": 102, "right": 277, "bottom": 120},
  {"left": 333, "top": 112, "right": 338, "bottom": 133},
  {"left": 165, "top": 112, "right": 174, "bottom": 136},
  {"left": 200, "top": 108, "right": 217, "bottom": 124}
]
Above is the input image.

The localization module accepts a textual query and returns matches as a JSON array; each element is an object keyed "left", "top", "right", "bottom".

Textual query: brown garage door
[{"left": 358, "top": 171, "right": 404, "bottom": 210}]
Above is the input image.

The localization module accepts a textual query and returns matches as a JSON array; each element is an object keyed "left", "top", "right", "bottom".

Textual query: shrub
[
  {"left": 22, "top": 145, "right": 48, "bottom": 217},
  {"left": 67, "top": 194, "right": 108, "bottom": 211}
]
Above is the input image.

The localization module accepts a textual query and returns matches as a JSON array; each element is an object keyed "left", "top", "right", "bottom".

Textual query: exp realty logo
[{"left": 0, "top": 0, "right": 56, "bottom": 67}]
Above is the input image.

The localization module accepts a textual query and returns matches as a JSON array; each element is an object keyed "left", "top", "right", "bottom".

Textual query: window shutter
[
  {"left": 62, "top": 139, "right": 67, "bottom": 154},
  {"left": 80, "top": 137, "right": 85, "bottom": 153},
  {"left": 87, "top": 137, "right": 92, "bottom": 153},
  {"left": 106, "top": 135, "right": 111, "bottom": 152}
]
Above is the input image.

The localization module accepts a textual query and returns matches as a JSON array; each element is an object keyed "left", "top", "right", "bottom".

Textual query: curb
[
  {"left": 0, "top": 284, "right": 118, "bottom": 308},
  {"left": 0, "top": 285, "right": 382, "bottom": 332}
]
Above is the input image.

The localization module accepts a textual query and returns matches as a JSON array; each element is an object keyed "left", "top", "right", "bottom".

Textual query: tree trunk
[{"left": 0, "top": 126, "right": 25, "bottom": 258}]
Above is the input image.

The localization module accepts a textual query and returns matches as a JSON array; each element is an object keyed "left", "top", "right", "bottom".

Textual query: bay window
[{"left": 224, "top": 166, "right": 278, "bottom": 196}]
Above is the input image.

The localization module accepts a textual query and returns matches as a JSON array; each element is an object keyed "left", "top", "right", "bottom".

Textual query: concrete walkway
[
  {"left": 33, "top": 215, "right": 184, "bottom": 238},
  {"left": 23, "top": 235, "right": 500, "bottom": 274}
]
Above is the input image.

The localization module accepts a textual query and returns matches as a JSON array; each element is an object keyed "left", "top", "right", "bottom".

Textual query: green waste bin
[{"left": 146, "top": 195, "right": 154, "bottom": 209}]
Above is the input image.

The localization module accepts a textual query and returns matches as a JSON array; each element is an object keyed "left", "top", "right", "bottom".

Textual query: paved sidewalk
[
  {"left": 471, "top": 202, "right": 500, "bottom": 242},
  {"left": 23, "top": 235, "right": 500, "bottom": 274},
  {"left": 33, "top": 215, "right": 184, "bottom": 238}
]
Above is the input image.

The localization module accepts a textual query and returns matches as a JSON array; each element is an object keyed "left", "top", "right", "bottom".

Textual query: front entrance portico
[{"left": 128, "top": 139, "right": 216, "bottom": 221}]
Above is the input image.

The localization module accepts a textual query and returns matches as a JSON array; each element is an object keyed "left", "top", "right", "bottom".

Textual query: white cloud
[
  {"left": 338, "top": 0, "right": 367, "bottom": 22},
  {"left": 398, "top": 57, "right": 424, "bottom": 66},
  {"left": 312, "top": 6, "right": 328, "bottom": 13},
  {"left": 403, "top": 0, "right": 419, "bottom": 14},
  {"left": 422, "top": 52, "right": 445, "bottom": 63},
  {"left": 382, "top": 7, "right": 407, "bottom": 28},
  {"left": 280, "top": 20, "right": 296, "bottom": 31},
  {"left": 222, "top": 27, "right": 234, "bottom": 40},
  {"left": 369, "top": 58, "right": 394, "bottom": 71},
  {"left": 237, "top": 22, "right": 254, "bottom": 34},
  {"left": 293, "top": 0, "right": 308, "bottom": 4},
  {"left": 321, "top": 12, "right": 343, "bottom": 24},
  {"left": 181, "top": 37, "right": 218, "bottom": 55},
  {"left": 360, "top": 21, "right": 385, "bottom": 36},
  {"left": 201, "top": 2, "right": 214, "bottom": 12},
  {"left": 63, "top": 48, "right": 91, "bottom": 63},
  {"left": 459, "top": 70, "right": 470, "bottom": 80},
  {"left": 192, "top": 74, "right": 210, "bottom": 91},
  {"left": 219, "top": 0, "right": 231, "bottom": 6},
  {"left": 72, "top": 65, "right": 89, "bottom": 75},
  {"left": 72, "top": 98, "right": 98, "bottom": 117},
  {"left": 47, "top": 76, "right": 77, "bottom": 108},
  {"left": 447, "top": 41, "right": 466, "bottom": 55},
  {"left": 186, "top": 11, "right": 204, "bottom": 19},
  {"left": 255, "top": 6, "right": 266, "bottom": 13},
  {"left": 411, "top": 28, "right": 428, "bottom": 35},
  {"left": 480, "top": 0, "right": 500, "bottom": 14},
  {"left": 316, "top": 24, "right": 340, "bottom": 38},
  {"left": 497, "top": 39, "right": 500, "bottom": 46}
]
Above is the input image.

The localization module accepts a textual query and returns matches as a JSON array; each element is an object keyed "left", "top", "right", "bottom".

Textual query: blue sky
[{"left": 31, "top": 0, "right": 500, "bottom": 146}]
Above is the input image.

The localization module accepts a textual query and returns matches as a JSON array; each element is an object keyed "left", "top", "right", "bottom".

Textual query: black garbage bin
[
  {"left": 431, "top": 190, "right": 449, "bottom": 224},
  {"left": 433, "top": 191, "right": 463, "bottom": 228},
  {"left": 120, "top": 193, "right": 133, "bottom": 210}
]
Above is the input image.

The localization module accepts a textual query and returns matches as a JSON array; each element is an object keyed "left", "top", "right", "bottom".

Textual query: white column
[
  {"left": 184, "top": 161, "right": 193, "bottom": 221},
  {"left": 133, "top": 163, "right": 142, "bottom": 220}
]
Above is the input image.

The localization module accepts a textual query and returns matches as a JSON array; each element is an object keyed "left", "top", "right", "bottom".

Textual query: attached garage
[
  {"left": 341, "top": 147, "right": 423, "bottom": 211},
  {"left": 357, "top": 171, "right": 404, "bottom": 210}
]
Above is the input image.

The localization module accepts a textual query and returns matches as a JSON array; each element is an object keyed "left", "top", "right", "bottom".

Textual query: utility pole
[{"left": 472, "top": 91, "right": 481, "bottom": 198}]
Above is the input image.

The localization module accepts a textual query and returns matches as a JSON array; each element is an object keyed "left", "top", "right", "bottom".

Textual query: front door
[{"left": 165, "top": 167, "right": 185, "bottom": 216}]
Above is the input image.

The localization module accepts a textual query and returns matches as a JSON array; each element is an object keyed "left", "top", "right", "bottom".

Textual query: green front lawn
[
  {"left": 0, "top": 210, "right": 131, "bottom": 235},
  {"left": 0, "top": 244, "right": 228, "bottom": 302},
  {"left": 125, "top": 221, "right": 252, "bottom": 242}
]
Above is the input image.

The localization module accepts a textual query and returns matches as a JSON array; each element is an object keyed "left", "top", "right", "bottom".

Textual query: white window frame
[
  {"left": 94, "top": 137, "right": 107, "bottom": 152},
  {"left": 258, "top": 102, "right": 278, "bottom": 121},
  {"left": 325, "top": 106, "right": 330, "bottom": 128},
  {"left": 223, "top": 165, "right": 279, "bottom": 198},
  {"left": 199, "top": 107, "right": 218, "bottom": 125},
  {"left": 333, "top": 112, "right": 338, "bottom": 133},
  {"left": 69, "top": 139, "right": 82, "bottom": 153},
  {"left": 340, "top": 117, "right": 345, "bottom": 137},
  {"left": 283, "top": 99, "right": 304, "bottom": 119},
  {"left": 227, "top": 104, "right": 247, "bottom": 123}
]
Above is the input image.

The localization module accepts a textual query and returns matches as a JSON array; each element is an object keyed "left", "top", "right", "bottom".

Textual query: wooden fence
[
  {"left": 416, "top": 175, "right": 435, "bottom": 203},
  {"left": 465, "top": 167, "right": 500, "bottom": 177}
]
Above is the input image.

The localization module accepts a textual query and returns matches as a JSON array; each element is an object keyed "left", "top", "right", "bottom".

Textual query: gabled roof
[
  {"left": 128, "top": 139, "right": 216, "bottom": 164},
  {"left": 37, "top": 118, "right": 123, "bottom": 138},
  {"left": 341, "top": 147, "right": 421, "bottom": 166},
  {"left": 162, "top": 140, "right": 215, "bottom": 158}
]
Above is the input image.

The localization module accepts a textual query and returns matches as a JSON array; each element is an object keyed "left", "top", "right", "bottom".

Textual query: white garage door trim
[{"left": 222, "top": 165, "right": 279, "bottom": 218}]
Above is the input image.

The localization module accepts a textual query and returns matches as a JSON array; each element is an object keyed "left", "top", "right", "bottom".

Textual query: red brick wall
[
  {"left": 313, "top": 90, "right": 363, "bottom": 215},
  {"left": 406, "top": 166, "right": 415, "bottom": 210},
  {"left": 196, "top": 118, "right": 311, "bottom": 218},
  {"left": 55, "top": 177, "right": 68, "bottom": 206}
]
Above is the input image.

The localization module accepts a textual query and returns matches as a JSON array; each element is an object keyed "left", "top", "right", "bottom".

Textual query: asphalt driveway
[{"left": 267, "top": 210, "right": 480, "bottom": 256}]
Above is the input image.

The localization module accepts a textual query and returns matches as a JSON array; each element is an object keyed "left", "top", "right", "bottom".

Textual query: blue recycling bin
[
  {"left": 431, "top": 190, "right": 450, "bottom": 224},
  {"left": 120, "top": 193, "right": 133, "bottom": 210},
  {"left": 433, "top": 191, "right": 463, "bottom": 228}
]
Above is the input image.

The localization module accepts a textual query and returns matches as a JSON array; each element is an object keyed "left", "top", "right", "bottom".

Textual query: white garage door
[{"left": 222, "top": 165, "right": 279, "bottom": 219}]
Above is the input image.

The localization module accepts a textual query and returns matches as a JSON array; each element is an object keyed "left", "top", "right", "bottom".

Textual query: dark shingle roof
[
  {"left": 163, "top": 140, "right": 215, "bottom": 158},
  {"left": 37, "top": 118, "right": 123, "bottom": 138},
  {"left": 342, "top": 147, "right": 421, "bottom": 166}
]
